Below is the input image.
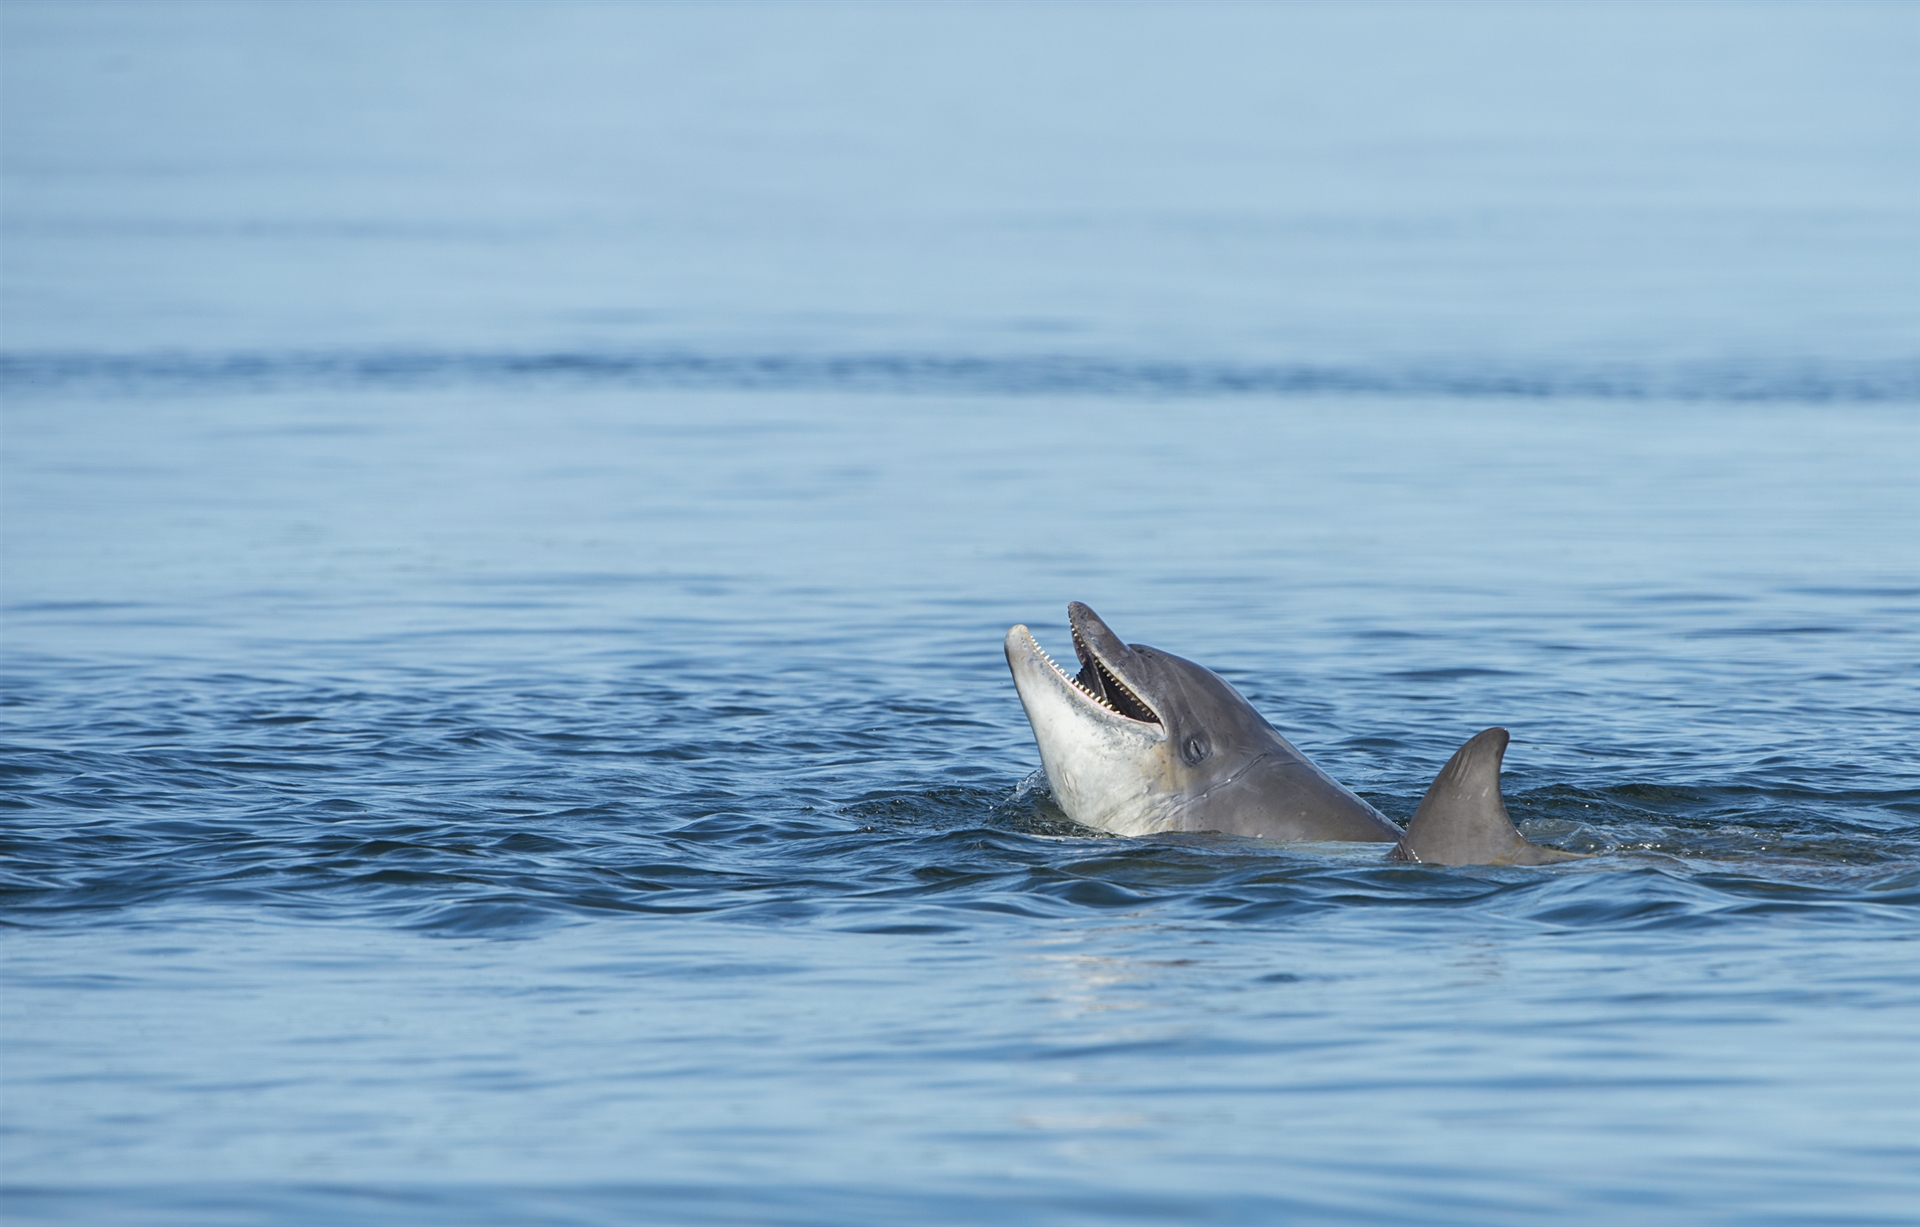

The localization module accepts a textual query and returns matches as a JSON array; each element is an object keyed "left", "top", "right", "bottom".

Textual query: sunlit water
[{"left": 4, "top": 4, "right": 1917, "bottom": 1225}]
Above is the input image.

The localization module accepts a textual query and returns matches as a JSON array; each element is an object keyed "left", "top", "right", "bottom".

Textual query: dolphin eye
[{"left": 1182, "top": 733, "right": 1211, "bottom": 765}]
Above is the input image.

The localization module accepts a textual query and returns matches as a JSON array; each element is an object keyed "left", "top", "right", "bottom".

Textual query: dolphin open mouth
[
  {"left": 1011, "top": 615, "right": 1163, "bottom": 727},
  {"left": 1065, "top": 623, "right": 1160, "bottom": 724}
]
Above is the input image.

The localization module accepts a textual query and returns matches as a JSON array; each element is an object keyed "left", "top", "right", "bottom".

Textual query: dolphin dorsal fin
[{"left": 1390, "top": 728, "right": 1581, "bottom": 866}]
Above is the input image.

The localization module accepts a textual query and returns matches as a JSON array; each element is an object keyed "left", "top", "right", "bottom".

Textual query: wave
[
  {"left": 5, "top": 348, "right": 1917, "bottom": 403},
  {"left": 5, "top": 771, "right": 1915, "bottom": 935}
]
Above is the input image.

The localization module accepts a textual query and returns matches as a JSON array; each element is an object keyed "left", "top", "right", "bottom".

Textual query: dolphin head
[{"left": 1004, "top": 602, "right": 1326, "bottom": 835}]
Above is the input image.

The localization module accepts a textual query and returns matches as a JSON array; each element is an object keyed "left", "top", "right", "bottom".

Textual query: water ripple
[{"left": 6, "top": 348, "right": 1917, "bottom": 403}]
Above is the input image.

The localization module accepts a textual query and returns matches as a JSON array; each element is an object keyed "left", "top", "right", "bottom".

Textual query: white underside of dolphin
[{"left": 1005, "top": 604, "right": 1583, "bottom": 866}]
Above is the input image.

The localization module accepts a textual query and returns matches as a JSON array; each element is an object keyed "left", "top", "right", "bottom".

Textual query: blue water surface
[{"left": 3, "top": 4, "right": 1918, "bottom": 1225}]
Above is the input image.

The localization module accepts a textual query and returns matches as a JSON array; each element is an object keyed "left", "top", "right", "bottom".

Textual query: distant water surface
[{"left": 3, "top": 4, "right": 1918, "bottom": 1225}]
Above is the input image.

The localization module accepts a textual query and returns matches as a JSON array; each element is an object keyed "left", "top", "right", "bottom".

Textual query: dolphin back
[{"left": 1390, "top": 728, "right": 1584, "bottom": 866}]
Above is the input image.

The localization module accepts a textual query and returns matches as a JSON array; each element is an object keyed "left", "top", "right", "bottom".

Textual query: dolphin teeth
[{"left": 1032, "top": 628, "right": 1138, "bottom": 717}]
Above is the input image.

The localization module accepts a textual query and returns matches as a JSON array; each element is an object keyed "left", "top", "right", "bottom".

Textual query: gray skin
[
  {"left": 1388, "top": 727, "right": 1584, "bottom": 865},
  {"left": 1006, "top": 603, "right": 1584, "bottom": 865}
]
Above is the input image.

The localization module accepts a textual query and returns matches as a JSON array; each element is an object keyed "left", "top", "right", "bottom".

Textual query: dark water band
[{"left": 6, "top": 349, "right": 1917, "bottom": 403}]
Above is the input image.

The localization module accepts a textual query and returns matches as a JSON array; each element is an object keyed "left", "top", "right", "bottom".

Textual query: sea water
[{"left": 3, "top": 4, "right": 1917, "bottom": 1224}]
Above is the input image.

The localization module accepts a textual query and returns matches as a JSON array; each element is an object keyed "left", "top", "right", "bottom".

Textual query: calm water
[{"left": 3, "top": 4, "right": 1918, "bottom": 1225}]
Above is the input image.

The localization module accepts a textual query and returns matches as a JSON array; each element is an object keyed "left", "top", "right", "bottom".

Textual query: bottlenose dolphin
[{"left": 1004, "top": 603, "right": 1582, "bottom": 865}]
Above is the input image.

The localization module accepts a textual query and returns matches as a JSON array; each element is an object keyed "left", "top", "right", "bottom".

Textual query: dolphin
[
  {"left": 1004, "top": 603, "right": 1583, "bottom": 865},
  {"left": 1387, "top": 726, "right": 1583, "bottom": 865}
]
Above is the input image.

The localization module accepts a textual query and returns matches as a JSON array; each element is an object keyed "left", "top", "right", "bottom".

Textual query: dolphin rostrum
[{"left": 1004, "top": 603, "right": 1583, "bottom": 865}]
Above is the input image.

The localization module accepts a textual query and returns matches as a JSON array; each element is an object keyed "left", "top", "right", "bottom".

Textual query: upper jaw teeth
[
  {"left": 1031, "top": 641, "right": 1116, "bottom": 711},
  {"left": 1033, "top": 628, "right": 1156, "bottom": 722}
]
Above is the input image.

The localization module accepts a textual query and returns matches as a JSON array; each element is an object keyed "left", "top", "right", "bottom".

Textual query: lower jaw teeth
[{"left": 1039, "top": 637, "right": 1129, "bottom": 716}]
